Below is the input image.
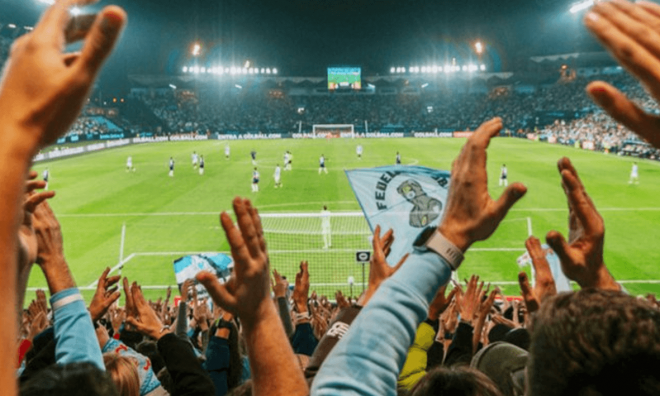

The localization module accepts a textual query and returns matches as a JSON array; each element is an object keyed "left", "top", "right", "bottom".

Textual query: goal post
[
  {"left": 312, "top": 124, "right": 355, "bottom": 139},
  {"left": 258, "top": 211, "right": 371, "bottom": 298}
]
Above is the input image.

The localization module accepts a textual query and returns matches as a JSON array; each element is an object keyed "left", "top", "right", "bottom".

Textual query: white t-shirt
[
  {"left": 127, "top": 157, "right": 132, "bottom": 167},
  {"left": 357, "top": 145, "right": 363, "bottom": 154},
  {"left": 631, "top": 164, "right": 639, "bottom": 177},
  {"left": 320, "top": 156, "right": 325, "bottom": 166},
  {"left": 274, "top": 166, "right": 281, "bottom": 178},
  {"left": 225, "top": 146, "right": 230, "bottom": 155},
  {"left": 321, "top": 209, "right": 331, "bottom": 230},
  {"left": 501, "top": 166, "right": 508, "bottom": 178}
]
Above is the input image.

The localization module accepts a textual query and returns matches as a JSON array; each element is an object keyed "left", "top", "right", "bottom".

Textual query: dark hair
[
  {"left": 528, "top": 289, "right": 660, "bottom": 396},
  {"left": 20, "top": 362, "right": 119, "bottom": 396},
  {"left": 136, "top": 340, "right": 166, "bottom": 374},
  {"left": 410, "top": 366, "right": 503, "bottom": 396}
]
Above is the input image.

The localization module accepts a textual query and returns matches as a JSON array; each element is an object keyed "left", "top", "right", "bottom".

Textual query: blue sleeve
[
  {"left": 50, "top": 288, "right": 104, "bottom": 370},
  {"left": 311, "top": 252, "right": 452, "bottom": 396},
  {"left": 205, "top": 336, "right": 230, "bottom": 396},
  {"left": 291, "top": 323, "right": 319, "bottom": 356}
]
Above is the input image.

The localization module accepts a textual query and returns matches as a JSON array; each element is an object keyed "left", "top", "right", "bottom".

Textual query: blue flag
[
  {"left": 173, "top": 253, "right": 234, "bottom": 297},
  {"left": 345, "top": 165, "right": 451, "bottom": 266}
]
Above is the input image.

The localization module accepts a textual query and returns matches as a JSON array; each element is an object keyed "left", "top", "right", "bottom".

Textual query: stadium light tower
[
  {"left": 475, "top": 41, "right": 483, "bottom": 54},
  {"left": 192, "top": 43, "right": 201, "bottom": 57}
]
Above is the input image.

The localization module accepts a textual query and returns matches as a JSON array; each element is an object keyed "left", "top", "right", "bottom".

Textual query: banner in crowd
[
  {"left": 173, "top": 253, "right": 234, "bottom": 297},
  {"left": 345, "top": 165, "right": 451, "bottom": 266},
  {"left": 516, "top": 245, "right": 572, "bottom": 292}
]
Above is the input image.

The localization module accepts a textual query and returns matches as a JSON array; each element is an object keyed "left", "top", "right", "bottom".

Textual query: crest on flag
[{"left": 345, "top": 165, "right": 451, "bottom": 266}]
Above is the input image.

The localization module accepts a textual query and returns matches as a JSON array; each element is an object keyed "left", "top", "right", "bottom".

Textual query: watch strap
[{"left": 425, "top": 230, "right": 464, "bottom": 271}]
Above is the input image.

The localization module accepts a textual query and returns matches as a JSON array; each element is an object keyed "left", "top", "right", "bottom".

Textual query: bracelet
[
  {"left": 294, "top": 311, "right": 310, "bottom": 322},
  {"left": 216, "top": 319, "right": 233, "bottom": 330}
]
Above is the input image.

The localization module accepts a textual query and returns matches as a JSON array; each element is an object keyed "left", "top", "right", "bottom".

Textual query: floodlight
[
  {"left": 421, "top": 83, "right": 429, "bottom": 88},
  {"left": 244, "top": 60, "right": 250, "bottom": 68},
  {"left": 438, "top": 66, "right": 443, "bottom": 72},
  {"left": 402, "top": 67, "right": 406, "bottom": 73},
  {"left": 570, "top": 0, "right": 594, "bottom": 13},
  {"left": 230, "top": 67, "right": 237, "bottom": 75},
  {"left": 475, "top": 41, "right": 483, "bottom": 54},
  {"left": 421, "top": 66, "right": 427, "bottom": 73},
  {"left": 225, "top": 68, "right": 230, "bottom": 73},
  {"left": 38, "top": 0, "right": 55, "bottom": 4},
  {"left": 390, "top": 67, "right": 395, "bottom": 74},
  {"left": 266, "top": 68, "right": 271, "bottom": 74},
  {"left": 432, "top": 65, "right": 439, "bottom": 73},
  {"left": 273, "top": 68, "right": 278, "bottom": 74},
  {"left": 235, "top": 84, "right": 242, "bottom": 89},
  {"left": 260, "top": 68, "right": 265, "bottom": 73},
  {"left": 24, "top": 26, "right": 34, "bottom": 31},
  {"left": 193, "top": 66, "right": 199, "bottom": 74},
  {"left": 182, "top": 66, "right": 188, "bottom": 73},
  {"left": 192, "top": 43, "right": 201, "bottom": 56},
  {"left": 169, "top": 84, "right": 177, "bottom": 89},
  {"left": 201, "top": 67, "right": 206, "bottom": 73},
  {"left": 7, "top": 24, "right": 16, "bottom": 29},
  {"left": 480, "top": 64, "right": 486, "bottom": 71}
]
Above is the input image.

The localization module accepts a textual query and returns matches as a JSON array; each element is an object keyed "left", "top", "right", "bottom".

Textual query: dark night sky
[{"left": 2, "top": 0, "right": 613, "bottom": 93}]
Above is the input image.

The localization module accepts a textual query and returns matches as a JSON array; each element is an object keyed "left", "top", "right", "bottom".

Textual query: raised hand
[
  {"left": 584, "top": 0, "right": 660, "bottom": 149},
  {"left": 455, "top": 275, "right": 484, "bottom": 326},
  {"left": 122, "top": 277, "right": 137, "bottom": 329},
  {"left": 545, "top": 158, "right": 619, "bottom": 291},
  {"left": 439, "top": 118, "right": 527, "bottom": 252},
  {"left": 89, "top": 267, "right": 121, "bottom": 322},
  {"left": 428, "top": 284, "right": 457, "bottom": 321},
  {"left": 272, "top": 269, "right": 289, "bottom": 299},
  {"left": 518, "top": 236, "right": 557, "bottom": 314},
  {"left": 19, "top": 172, "right": 55, "bottom": 270},
  {"left": 0, "top": 0, "right": 127, "bottom": 149},
  {"left": 359, "top": 225, "right": 409, "bottom": 306},
  {"left": 180, "top": 278, "right": 194, "bottom": 303},
  {"left": 196, "top": 198, "right": 272, "bottom": 327},
  {"left": 125, "top": 282, "right": 170, "bottom": 340},
  {"left": 293, "top": 261, "right": 310, "bottom": 313}
]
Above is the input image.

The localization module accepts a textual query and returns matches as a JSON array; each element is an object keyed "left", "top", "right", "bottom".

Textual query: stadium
[{"left": 4, "top": 0, "right": 660, "bottom": 395}]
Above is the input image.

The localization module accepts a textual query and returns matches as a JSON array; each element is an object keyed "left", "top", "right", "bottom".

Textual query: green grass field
[{"left": 26, "top": 137, "right": 660, "bottom": 303}]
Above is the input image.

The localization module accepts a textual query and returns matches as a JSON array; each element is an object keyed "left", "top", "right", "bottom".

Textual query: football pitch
[{"left": 27, "top": 137, "right": 660, "bottom": 303}]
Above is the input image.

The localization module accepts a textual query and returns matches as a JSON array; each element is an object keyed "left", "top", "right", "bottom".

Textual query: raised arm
[{"left": 197, "top": 198, "right": 308, "bottom": 396}]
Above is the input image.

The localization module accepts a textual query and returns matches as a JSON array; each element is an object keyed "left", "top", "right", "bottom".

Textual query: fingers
[
  {"left": 63, "top": 52, "right": 80, "bottom": 67},
  {"left": 526, "top": 236, "right": 551, "bottom": 274},
  {"left": 471, "top": 117, "right": 503, "bottom": 150},
  {"left": 220, "top": 211, "right": 251, "bottom": 273},
  {"left": 560, "top": 168, "right": 602, "bottom": 235},
  {"left": 122, "top": 277, "right": 134, "bottom": 311},
  {"left": 546, "top": 230, "right": 574, "bottom": 274},
  {"left": 196, "top": 271, "right": 237, "bottom": 312},
  {"left": 24, "top": 190, "right": 56, "bottom": 213},
  {"left": 585, "top": 4, "right": 660, "bottom": 102},
  {"left": 233, "top": 198, "right": 262, "bottom": 259},
  {"left": 65, "top": 14, "right": 97, "bottom": 44},
  {"left": 518, "top": 272, "right": 536, "bottom": 304},
  {"left": 75, "top": 6, "right": 127, "bottom": 79},
  {"left": 492, "top": 183, "right": 527, "bottom": 223},
  {"left": 586, "top": 81, "right": 660, "bottom": 148},
  {"left": 25, "top": 180, "right": 46, "bottom": 194}
]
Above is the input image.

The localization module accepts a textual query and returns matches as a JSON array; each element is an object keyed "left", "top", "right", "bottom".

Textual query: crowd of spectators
[{"left": 4, "top": 2, "right": 660, "bottom": 396}]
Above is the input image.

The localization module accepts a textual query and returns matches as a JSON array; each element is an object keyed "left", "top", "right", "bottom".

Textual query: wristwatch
[{"left": 413, "top": 226, "right": 464, "bottom": 271}]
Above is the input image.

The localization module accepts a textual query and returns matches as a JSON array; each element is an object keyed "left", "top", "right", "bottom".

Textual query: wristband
[
  {"left": 413, "top": 227, "right": 464, "bottom": 270},
  {"left": 294, "top": 312, "right": 310, "bottom": 322},
  {"left": 216, "top": 319, "right": 233, "bottom": 330}
]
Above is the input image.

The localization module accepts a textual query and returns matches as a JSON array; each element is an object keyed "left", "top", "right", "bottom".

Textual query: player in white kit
[
  {"left": 499, "top": 164, "right": 508, "bottom": 187},
  {"left": 225, "top": 145, "right": 230, "bottom": 160},
  {"left": 126, "top": 156, "right": 135, "bottom": 172},
  {"left": 169, "top": 157, "right": 175, "bottom": 177},
  {"left": 43, "top": 168, "right": 50, "bottom": 191},
  {"left": 274, "top": 164, "right": 282, "bottom": 188},
  {"left": 192, "top": 151, "right": 199, "bottom": 169},
  {"left": 357, "top": 144, "right": 363, "bottom": 159},
  {"left": 251, "top": 168, "right": 260, "bottom": 192},
  {"left": 318, "top": 155, "right": 328, "bottom": 174},
  {"left": 629, "top": 162, "right": 639, "bottom": 184},
  {"left": 199, "top": 156, "right": 205, "bottom": 175},
  {"left": 321, "top": 205, "right": 332, "bottom": 249},
  {"left": 396, "top": 152, "right": 401, "bottom": 165}
]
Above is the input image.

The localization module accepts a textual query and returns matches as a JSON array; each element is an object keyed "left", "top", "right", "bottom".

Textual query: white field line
[
  {"left": 86, "top": 253, "right": 136, "bottom": 288},
  {"left": 56, "top": 207, "right": 660, "bottom": 218},
  {"left": 527, "top": 217, "right": 533, "bottom": 237}
]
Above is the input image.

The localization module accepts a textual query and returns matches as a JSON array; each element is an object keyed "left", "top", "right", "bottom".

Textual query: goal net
[
  {"left": 259, "top": 211, "right": 371, "bottom": 299},
  {"left": 312, "top": 124, "right": 355, "bottom": 139}
]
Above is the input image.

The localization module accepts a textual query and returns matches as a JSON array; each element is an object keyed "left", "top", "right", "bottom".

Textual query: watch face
[{"left": 413, "top": 226, "right": 436, "bottom": 247}]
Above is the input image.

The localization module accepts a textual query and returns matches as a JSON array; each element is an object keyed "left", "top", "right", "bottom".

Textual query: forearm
[
  {"left": 276, "top": 297, "right": 294, "bottom": 338},
  {"left": 40, "top": 256, "right": 76, "bottom": 296},
  {"left": 51, "top": 288, "right": 104, "bottom": 370},
  {"left": 175, "top": 302, "right": 188, "bottom": 336},
  {"left": 312, "top": 252, "right": 452, "bottom": 396},
  {"left": 0, "top": 139, "right": 34, "bottom": 396},
  {"left": 243, "top": 304, "right": 308, "bottom": 396}
]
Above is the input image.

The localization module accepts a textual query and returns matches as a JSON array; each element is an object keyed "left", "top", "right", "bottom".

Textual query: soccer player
[
  {"left": 321, "top": 205, "right": 332, "bottom": 249},
  {"left": 251, "top": 167, "right": 260, "bottom": 192},
  {"left": 396, "top": 152, "right": 401, "bottom": 165},
  {"left": 43, "top": 168, "right": 49, "bottom": 191},
  {"left": 285, "top": 151, "right": 293, "bottom": 171},
  {"left": 250, "top": 150, "right": 257, "bottom": 166},
  {"left": 319, "top": 154, "right": 328, "bottom": 174},
  {"left": 199, "top": 155, "right": 205, "bottom": 176},
  {"left": 126, "top": 156, "right": 135, "bottom": 172},
  {"left": 192, "top": 151, "right": 198, "bottom": 169},
  {"left": 629, "top": 162, "right": 639, "bottom": 184},
  {"left": 357, "top": 144, "right": 363, "bottom": 159},
  {"left": 169, "top": 157, "right": 175, "bottom": 177},
  {"left": 274, "top": 164, "right": 282, "bottom": 188},
  {"left": 225, "top": 145, "right": 230, "bottom": 160},
  {"left": 499, "top": 164, "right": 508, "bottom": 187}
]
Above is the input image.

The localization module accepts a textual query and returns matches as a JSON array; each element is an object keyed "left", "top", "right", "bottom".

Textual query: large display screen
[{"left": 328, "top": 67, "right": 361, "bottom": 90}]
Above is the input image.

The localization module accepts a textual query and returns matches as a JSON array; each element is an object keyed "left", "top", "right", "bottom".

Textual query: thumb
[
  {"left": 492, "top": 183, "right": 527, "bottom": 223},
  {"left": 196, "top": 271, "right": 237, "bottom": 312},
  {"left": 76, "top": 6, "right": 127, "bottom": 79}
]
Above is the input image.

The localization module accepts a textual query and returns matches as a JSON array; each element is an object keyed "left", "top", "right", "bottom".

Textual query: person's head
[
  {"left": 410, "top": 366, "right": 502, "bottom": 396},
  {"left": 103, "top": 353, "right": 140, "bottom": 396},
  {"left": 528, "top": 289, "right": 660, "bottom": 396},
  {"left": 323, "top": 205, "right": 327, "bottom": 210},
  {"left": 20, "top": 362, "right": 119, "bottom": 396},
  {"left": 254, "top": 167, "right": 257, "bottom": 171}
]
